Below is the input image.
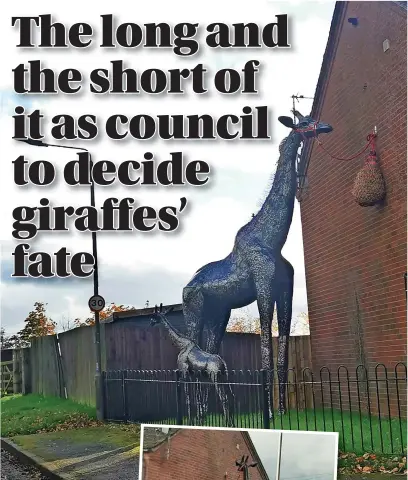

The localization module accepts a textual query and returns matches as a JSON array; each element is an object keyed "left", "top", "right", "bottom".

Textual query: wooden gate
[{"left": 0, "top": 361, "right": 13, "bottom": 395}]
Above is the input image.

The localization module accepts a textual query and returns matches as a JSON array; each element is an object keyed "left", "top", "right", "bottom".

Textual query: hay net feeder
[
  {"left": 351, "top": 132, "right": 386, "bottom": 206},
  {"left": 300, "top": 124, "right": 386, "bottom": 207}
]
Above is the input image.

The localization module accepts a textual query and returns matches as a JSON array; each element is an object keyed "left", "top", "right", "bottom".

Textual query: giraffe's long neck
[
  {"left": 252, "top": 130, "right": 302, "bottom": 249},
  {"left": 159, "top": 316, "right": 192, "bottom": 350}
]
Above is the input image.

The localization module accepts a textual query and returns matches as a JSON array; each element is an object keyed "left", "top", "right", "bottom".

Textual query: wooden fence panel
[
  {"left": 104, "top": 323, "right": 268, "bottom": 371},
  {"left": 104, "top": 323, "right": 177, "bottom": 370},
  {"left": 26, "top": 322, "right": 312, "bottom": 409},
  {"left": 59, "top": 326, "right": 96, "bottom": 406},
  {"left": 30, "top": 336, "right": 63, "bottom": 397},
  {"left": 104, "top": 322, "right": 312, "bottom": 372}
]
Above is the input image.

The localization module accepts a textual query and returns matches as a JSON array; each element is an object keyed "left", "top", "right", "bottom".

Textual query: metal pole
[
  {"left": 89, "top": 153, "right": 104, "bottom": 420},
  {"left": 14, "top": 139, "right": 105, "bottom": 419},
  {"left": 275, "top": 431, "right": 283, "bottom": 480}
]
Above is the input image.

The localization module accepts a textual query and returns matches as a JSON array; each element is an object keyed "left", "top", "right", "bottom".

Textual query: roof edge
[
  {"left": 298, "top": 1, "right": 347, "bottom": 180},
  {"left": 103, "top": 303, "right": 183, "bottom": 324},
  {"left": 104, "top": 305, "right": 263, "bottom": 337},
  {"left": 242, "top": 431, "right": 270, "bottom": 480},
  {"left": 142, "top": 428, "right": 181, "bottom": 453},
  {"left": 298, "top": 0, "right": 406, "bottom": 181},
  {"left": 310, "top": 1, "right": 347, "bottom": 119}
]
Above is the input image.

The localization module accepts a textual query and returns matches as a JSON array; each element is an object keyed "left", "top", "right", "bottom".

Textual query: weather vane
[
  {"left": 236, "top": 455, "right": 258, "bottom": 480},
  {"left": 291, "top": 93, "right": 314, "bottom": 122}
]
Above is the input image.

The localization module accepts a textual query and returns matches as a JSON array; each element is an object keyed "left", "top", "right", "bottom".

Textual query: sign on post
[{"left": 88, "top": 295, "right": 106, "bottom": 312}]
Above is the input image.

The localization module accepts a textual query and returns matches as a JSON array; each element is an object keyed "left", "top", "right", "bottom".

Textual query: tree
[
  {"left": 56, "top": 316, "right": 76, "bottom": 333},
  {"left": 8, "top": 334, "right": 28, "bottom": 349},
  {"left": 290, "top": 312, "right": 310, "bottom": 335},
  {"left": 227, "top": 308, "right": 310, "bottom": 336},
  {"left": 227, "top": 307, "right": 261, "bottom": 334},
  {"left": 227, "top": 316, "right": 261, "bottom": 334},
  {"left": 17, "top": 302, "right": 57, "bottom": 346},
  {"left": 74, "top": 303, "right": 134, "bottom": 327},
  {"left": 1, "top": 328, "right": 28, "bottom": 349},
  {"left": 1, "top": 328, "right": 14, "bottom": 349}
]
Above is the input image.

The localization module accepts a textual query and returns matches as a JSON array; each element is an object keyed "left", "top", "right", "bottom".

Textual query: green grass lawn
[
  {"left": 268, "top": 409, "right": 407, "bottom": 456},
  {"left": 3, "top": 395, "right": 406, "bottom": 457},
  {"left": 1, "top": 394, "right": 97, "bottom": 437},
  {"left": 157, "top": 409, "right": 407, "bottom": 455}
]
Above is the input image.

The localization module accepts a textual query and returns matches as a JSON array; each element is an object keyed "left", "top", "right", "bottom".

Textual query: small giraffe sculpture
[
  {"left": 150, "top": 305, "right": 235, "bottom": 426},
  {"left": 182, "top": 110, "right": 333, "bottom": 418}
]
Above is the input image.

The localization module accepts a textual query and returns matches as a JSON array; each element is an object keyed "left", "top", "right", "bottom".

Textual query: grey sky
[
  {"left": 0, "top": 0, "right": 336, "bottom": 334},
  {"left": 249, "top": 430, "right": 338, "bottom": 480},
  {"left": 249, "top": 430, "right": 281, "bottom": 476}
]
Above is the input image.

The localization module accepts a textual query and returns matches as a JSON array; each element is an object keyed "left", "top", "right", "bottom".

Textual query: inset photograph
[{"left": 139, "top": 425, "right": 338, "bottom": 479}]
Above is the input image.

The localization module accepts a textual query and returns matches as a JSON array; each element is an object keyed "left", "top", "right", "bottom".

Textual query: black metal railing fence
[{"left": 103, "top": 363, "right": 407, "bottom": 454}]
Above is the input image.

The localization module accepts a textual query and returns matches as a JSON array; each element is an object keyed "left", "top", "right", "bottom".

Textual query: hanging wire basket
[{"left": 351, "top": 137, "right": 386, "bottom": 207}]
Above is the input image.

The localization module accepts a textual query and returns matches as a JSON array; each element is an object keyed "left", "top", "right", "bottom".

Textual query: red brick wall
[
  {"left": 143, "top": 429, "right": 264, "bottom": 480},
  {"left": 300, "top": 1, "right": 407, "bottom": 381}
]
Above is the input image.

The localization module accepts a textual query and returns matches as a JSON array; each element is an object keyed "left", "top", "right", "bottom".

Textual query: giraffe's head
[
  {"left": 150, "top": 304, "right": 174, "bottom": 326},
  {"left": 278, "top": 109, "right": 333, "bottom": 138}
]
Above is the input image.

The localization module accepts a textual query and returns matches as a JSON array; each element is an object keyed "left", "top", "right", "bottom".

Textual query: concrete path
[{"left": 1, "top": 426, "right": 140, "bottom": 480}]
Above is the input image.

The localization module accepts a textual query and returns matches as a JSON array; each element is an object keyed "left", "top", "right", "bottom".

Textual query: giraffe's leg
[
  {"left": 203, "top": 310, "right": 232, "bottom": 424},
  {"left": 184, "top": 380, "right": 191, "bottom": 424},
  {"left": 182, "top": 286, "right": 205, "bottom": 345},
  {"left": 252, "top": 257, "right": 277, "bottom": 421},
  {"left": 211, "top": 321, "right": 236, "bottom": 428},
  {"left": 195, "top": 374, "right": 206, "bottom": 425},
  {"left": 276, "top": 257, "right": 294, "bottom": 415},
  {"left": 204, "top": 309, "right": 230, "bottom": 355},
  {"left": 257, "top": 298, "right": 276, "bottom": 420},
  {"left": 179, "top": 360, "right": 191, "bottom": 424},
  {"left": 182, "top": 286, "right": 206, "bottom": 424},
  {"left": 214, "top": 379, "right": 235, "bottom": 428},
  {"left": 191, "top": 368, "right": 207, "bottom": 426},
  {"left": 216, "top": 362, "right": 236, "bottom": 428}
]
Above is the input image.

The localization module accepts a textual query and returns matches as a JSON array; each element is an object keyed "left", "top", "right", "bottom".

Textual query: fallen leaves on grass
[
  {"left": 35, "top": 415, "right": 141, "bottom": 436},
  {"left": 37, "top": 413, "right": 104, "bottom": 434},
  {"left": 338, "top": 451, "right": 407, "bottom": 475}
]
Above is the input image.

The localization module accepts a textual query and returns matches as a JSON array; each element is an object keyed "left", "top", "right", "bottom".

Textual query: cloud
[
  {"left": 0, "top": 0, "right": 335, "bottom": 335},
  {"left": 280, "top": 432, "right": 338, "bottom": 480},
  {"left": 266, "top": 0, "right": 335, "bottom": 22},
  {"left": 1, "top": 260, "right": 189, "bottom": 334},
  {"left": 250, "top": 430, "right": 337, "bottom": 480}
]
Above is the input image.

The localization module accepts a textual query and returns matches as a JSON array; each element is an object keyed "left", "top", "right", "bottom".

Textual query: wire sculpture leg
[
  {"left": 195, "top": 376, "right": 206, "bottom": 425},
  {"left": 214, "top": 374, "right": 235, "bottom": 427},
  {"left": 184, "top": 381, "right": 192, "bottom": 424},
  {"left": 201, "top": 313, "right": 232, "bottom": 425},
  {"left": 276, "top": 258, "right": 294, "bottom": 414}
]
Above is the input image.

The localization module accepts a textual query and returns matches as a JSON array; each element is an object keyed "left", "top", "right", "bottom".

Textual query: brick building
[
  {"left": 298, "top": 1, "right": 407, "bottom": 375},
  {"left": 141, "top": 427, "right": 268, "bottom": 480}
]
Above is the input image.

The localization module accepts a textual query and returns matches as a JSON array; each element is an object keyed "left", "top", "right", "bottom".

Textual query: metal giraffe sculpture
[
  {"left": 150, "top": 305, "right": 235, "bottom": 426},
  {"left": 182, "top": 110, "right": 333, "bottom": 417}
]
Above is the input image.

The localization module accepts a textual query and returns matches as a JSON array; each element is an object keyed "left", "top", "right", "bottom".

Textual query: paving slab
[{"left": 2, "top": 425, "right": 140, "bottom": 480}]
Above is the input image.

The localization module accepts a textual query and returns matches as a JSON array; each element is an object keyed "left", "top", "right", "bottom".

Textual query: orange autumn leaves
[{"left": 74, "top": 303, "right": 134, "bottom": 327}]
